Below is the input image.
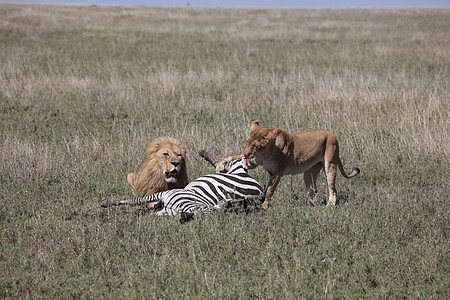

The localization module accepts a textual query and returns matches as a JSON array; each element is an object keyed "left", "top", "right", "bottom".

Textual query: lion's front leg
[
  {"left": 127, "top": 172, "right": 137, "bottom": 189},
  {"left": 262, "top": 174, "right": 282, "bottom": 209}
]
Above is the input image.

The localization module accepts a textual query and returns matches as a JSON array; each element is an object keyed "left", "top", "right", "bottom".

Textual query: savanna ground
[{"left": 0, "top": 3, "right": 449, "bottom": 298}]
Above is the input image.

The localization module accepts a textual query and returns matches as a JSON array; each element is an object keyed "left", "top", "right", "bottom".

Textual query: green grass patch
[{"left": 0, "top": 3, "right": 448, "bottom": 298}]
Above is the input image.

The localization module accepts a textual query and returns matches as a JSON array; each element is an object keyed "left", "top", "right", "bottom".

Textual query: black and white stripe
[{"left": 101, "top": 152, "right": 263, "bottom": 218}]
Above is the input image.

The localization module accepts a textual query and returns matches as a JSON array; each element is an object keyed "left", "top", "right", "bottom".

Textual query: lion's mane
[{"left": 127, "top": 137, "right": 188, "bottom": 197}]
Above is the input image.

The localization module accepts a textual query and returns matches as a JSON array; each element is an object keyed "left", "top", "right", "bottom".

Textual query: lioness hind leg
[
  {"left": 324, "top": 161, "right": 337, "bottom": 206},
  {"left": 303, "top": 163, "right": 323, "bottom": 205}
]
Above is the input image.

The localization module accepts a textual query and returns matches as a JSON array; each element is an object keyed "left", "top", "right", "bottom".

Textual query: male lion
[
  {"left": 127, "top": 137, "right": 188, "bottom": 202},
  {"left": 243, "top": 120, "right": 360, "bottom": 209}
]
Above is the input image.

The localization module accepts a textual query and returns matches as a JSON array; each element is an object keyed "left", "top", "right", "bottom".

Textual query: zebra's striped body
[{"left": 101, "top": 156, "right": 263, "bottom": 217}]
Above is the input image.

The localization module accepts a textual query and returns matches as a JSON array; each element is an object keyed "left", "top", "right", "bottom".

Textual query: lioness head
[{"left": 243, "top": 120, "right": 292, "bottom": 159}]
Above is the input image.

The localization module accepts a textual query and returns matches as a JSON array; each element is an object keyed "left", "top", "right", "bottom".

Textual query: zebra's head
[{"left": 216, "top": 156, "right": 248, "bottom": 174}]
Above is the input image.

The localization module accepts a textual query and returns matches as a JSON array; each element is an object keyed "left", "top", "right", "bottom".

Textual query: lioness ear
[
  {"left": 266, "top": 129, "right": 276, "bottom": 140},
  {"left": 249, "top": 119, "right": 260, "bottom": 131},
  {"left": 274, "top": 129, "right": 291, "bottom": 156}
]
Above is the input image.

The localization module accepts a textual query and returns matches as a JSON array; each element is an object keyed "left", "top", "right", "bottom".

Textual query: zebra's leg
[
  {"left": 100, "top": 193, "right": 163, "bottom": 208},
  {"left": 100, "top": 199, "right": 122, "bottom": 207},
  {"left": 100, "top": 198, "right": 138, "bottom": 207},
  {"left": 147, "top": 200, "right": 162, "bottom": 209},
  {"left": 100, "top": 198, "right": 136, "bottom": 207},
  {"left": 146, "top": 201, "right": 161, "bottom": 209},
  {"left": 303, "top": 163, "right": 323, "bottom": 206},
  {"left": 179, "top": 202, "right": 222, "bottom": 223}
]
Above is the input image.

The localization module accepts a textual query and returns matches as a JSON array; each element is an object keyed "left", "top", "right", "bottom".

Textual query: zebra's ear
[
  {"left": 216, "top": 155, "right": 243, "bottom": 173},
  {"left": 215, "top": 162, "right": 226, "bottom": 173},
  {"left": 215, "top": 157, "right": 231, "bottom": 173},
  {"left": 249, "top": 119, "right": 260, "bottom": 131}
]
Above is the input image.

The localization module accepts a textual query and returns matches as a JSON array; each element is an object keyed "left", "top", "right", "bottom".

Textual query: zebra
[{"left": 100, "top": 150, "right": 264, "bottom": 222}]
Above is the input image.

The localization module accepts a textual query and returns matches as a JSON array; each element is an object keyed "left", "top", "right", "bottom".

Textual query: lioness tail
[{"left": 337, "top": 158, "right": 360, "bottom": 179}]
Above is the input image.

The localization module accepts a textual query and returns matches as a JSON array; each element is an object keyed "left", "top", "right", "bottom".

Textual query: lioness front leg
[{"left": 262, "top": 174, "right": 282, "bottom": 209}]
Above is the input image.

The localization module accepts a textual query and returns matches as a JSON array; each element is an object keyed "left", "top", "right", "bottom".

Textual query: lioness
[{"left": 243, "top": 120, "right": 360, "bottom": 208}]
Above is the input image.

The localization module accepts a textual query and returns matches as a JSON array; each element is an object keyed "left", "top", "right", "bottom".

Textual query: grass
[{"left": 0, "top": 3, "right": 449, "bottom": 298}]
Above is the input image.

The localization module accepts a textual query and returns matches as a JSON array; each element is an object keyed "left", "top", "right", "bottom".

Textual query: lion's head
[
  {"left": 243, "top": 120, "right": 292, "bottom": 160},
  {"left": 127, "top": 137, "right": 188, "bottom": 197}
]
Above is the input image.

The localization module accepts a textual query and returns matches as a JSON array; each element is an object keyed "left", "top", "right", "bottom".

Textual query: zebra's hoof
[
  {"left": 100, "top": 200, "right": 111, "bottom": 207},
  {"left": 261, "top": 201, "right": 269, "bottom": 210},
  {"left": 180, "top": 212, "right": 195, "bottom": 223},
  {"left": 100, "top": 200, "right": 118, "bottom": 207}
]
